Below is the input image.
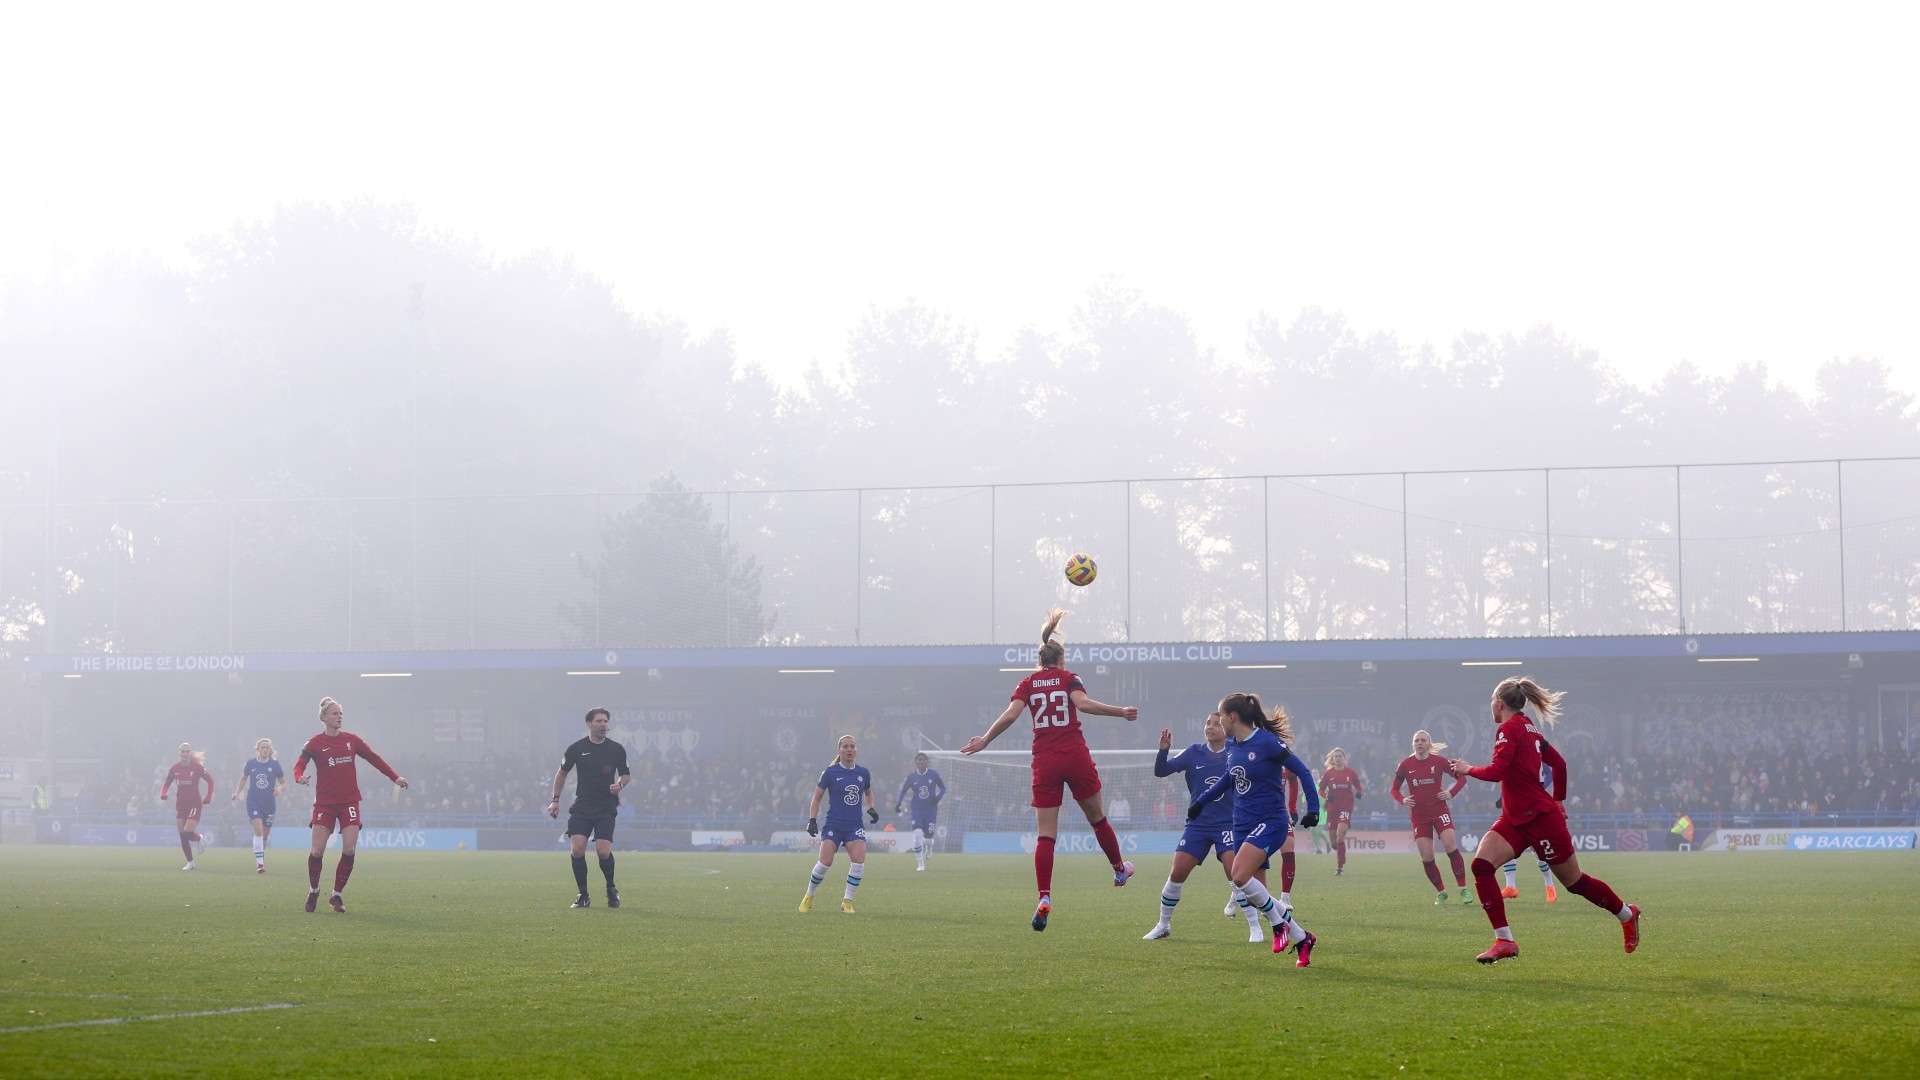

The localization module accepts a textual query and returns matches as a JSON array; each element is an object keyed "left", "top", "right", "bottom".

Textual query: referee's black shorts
[{"left": 566, "top": 813, "right": 616, "bottom": 842}]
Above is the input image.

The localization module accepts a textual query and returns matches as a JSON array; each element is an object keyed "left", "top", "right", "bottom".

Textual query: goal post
[{"left": 921, "top": 749, "right": 1190, "bottom": 855}]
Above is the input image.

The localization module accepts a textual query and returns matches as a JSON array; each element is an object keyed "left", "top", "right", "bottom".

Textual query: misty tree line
[{"left": 2, "top": 204, "right": 1917, "bottom": 656}]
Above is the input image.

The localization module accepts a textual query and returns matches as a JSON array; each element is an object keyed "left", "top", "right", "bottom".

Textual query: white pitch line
[{"left": 0, "top": 1003, "right": 299, "bottom": 1036}]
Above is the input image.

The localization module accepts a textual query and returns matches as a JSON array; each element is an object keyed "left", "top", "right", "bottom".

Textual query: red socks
[
  {"left": 1447, "top": 849, "right": 1468, "bottom": 887},
  {"left": 1034, "top": 836, "right": 1055, "bottom": 896},
  {"left": 1089, "top": 818, "right": 1124, "bottom": 870},
  {"left": 1336, "top": 841, "right": 1347, "bottom": 871},
  {"left": 332, "top": 852, "right": 355, "bottom": 893},
  {"left": 1423, "top": 860, "right": 1446, "bottom": 891},
  {"left": 179, "top": 835, "right": 194, "bottom": 862},
  {"left": 1569, "top": 873, "right": 1624, "bottom": 916},
  {"left": 1471, "top": 858, "right": 1507, "bottom": 929},
  {"left": 1281, "top": 851, "right": 1296, "bottom": 892},
  {"left": 308, "top": 854, "right": 323, "bottom": 890}
]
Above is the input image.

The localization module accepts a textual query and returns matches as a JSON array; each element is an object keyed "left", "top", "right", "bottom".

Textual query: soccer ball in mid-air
[{"left": 1064, "top": 553, "right": 1098, "bottom": 587}]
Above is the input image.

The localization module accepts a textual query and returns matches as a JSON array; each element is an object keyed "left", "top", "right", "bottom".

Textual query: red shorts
[
  {"left": 175, "top": 805, "right": 202, "bottom": 826},
  {"left": 1410, "top": 810, "right": 1456, "bottom": 839},
  {"left": 1491, "top": 810, "right": 1575, "bottom": 866},
  {"left": 1327, "top": 805, "right": 1353, "bottom": 827},
  {"left": 1031, "top": 748, "right": 1101, "bottom": 809},
  {"left": 310, "top": 802, "right": 363, "bottom": 833}
]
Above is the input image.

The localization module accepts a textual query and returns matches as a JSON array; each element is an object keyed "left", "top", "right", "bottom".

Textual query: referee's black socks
[
  {"left": 571, "top": 854, "right": 589, "bottom": 895},
  {"left": 599, "top": 854, "right": 616, "bottom": 888}
]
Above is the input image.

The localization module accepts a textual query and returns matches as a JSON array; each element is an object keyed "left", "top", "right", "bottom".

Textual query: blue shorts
[
  {"left": 910, "top": 816, "right": 936, "bottom": 834},
  {"left": 247, "top": 803, "right": 276, "bottom": 826},
  {"left": 1177, "top": 823, "right": 1235, "bottom": 864},
  {"left": 1229, "top": 818, "right": 1291, "bottom": 857},
  {"left": 821, "top": 824, "right": 867, "bottom": 845}
]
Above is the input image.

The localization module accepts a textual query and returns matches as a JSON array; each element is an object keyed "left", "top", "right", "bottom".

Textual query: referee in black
[{"left": 548, "top": 707, "right": 632, "bottom": 908}]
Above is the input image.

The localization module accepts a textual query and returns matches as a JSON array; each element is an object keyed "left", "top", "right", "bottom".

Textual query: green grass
[{"left": 0, "top": 847, "right": 1916, "bottom": 1078}]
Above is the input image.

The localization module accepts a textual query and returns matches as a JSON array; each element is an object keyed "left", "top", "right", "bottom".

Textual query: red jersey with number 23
[
  {"left": 294, "top": 731, "right": 399, "bottom": 805},
  {"left": 1013, "top": 667, "right": 1087, "bottom": 754}
]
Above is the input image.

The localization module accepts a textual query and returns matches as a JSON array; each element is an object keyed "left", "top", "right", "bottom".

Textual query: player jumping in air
[
  {"left": 293, "top": 697, "right": 408, "bottom": 913},
  {"left": 1145, "top": 711, "right": 1266, "bottom": 943},
  {"left": 1318, "top": 748, "right": 1362, "bottom": 875},
  {"left": 893, "top": 752, "right": 945, "bottom": 872},
  {"left": 1188, "top": 693, "right": 1320, "bottom": 965},
  {"left": 1448, "top": 677, "right": 1642, "bottom": 963},
  {"left": 160, "top": 743, "right": 214, "bottom": 870},
  {"left": 801, "top": 734, "right": 877, "bottom": 913},
  {"left": 962, "top": 608, "right": 1140, "bottom": 932},
  {"left": 230, "top": 738, "right": 286, "bottom": 873},
  {"left": 1391, "top": 729, "right": 1473, "bottom": 906},
  {"left": 548, "top": 707, "right": 631, "bottom": 909}
]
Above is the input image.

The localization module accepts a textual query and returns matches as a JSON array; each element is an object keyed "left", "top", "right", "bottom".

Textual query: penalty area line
[{"left": 0, "top": 1002, "right": 301, "bottom": 1036}]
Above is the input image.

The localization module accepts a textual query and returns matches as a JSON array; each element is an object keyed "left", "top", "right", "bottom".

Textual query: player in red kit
[
  {"left": 293, "top": 697, "right": 408, "bottom": 912},
  {"left": 962, "top": 608, "right": 1139, "bottom": 932},
  {"left": 1317, "top": 748, "right": 1362, "bottom": 875},
  {"left": 1391, "top": 729, "right": 1471, "bottom": 905},
  {"left": 1449, "top": 677, "right": 1642, "bottom": 963},
  {"left": 159, "top": 743, "right": 215, "bottom": 870}
]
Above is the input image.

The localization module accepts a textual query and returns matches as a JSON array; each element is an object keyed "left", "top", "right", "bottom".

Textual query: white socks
[
  {"left": 1494, "top": 925, "right": 1515, "bottom": 941},
  {"left": 1157, "top": 879, "right": 1183, "bottom": 926},
  {"left": 807, "top": 861, "right": 828, "bottom": 897},
  {"left": 914, "top": 829, "right": 928, "bottom": 869},
  {"left": 252, "top": 837, "right": 265, "bottom": 863},
  {"left": 843, "top": 862, "right": 864, "bottom": 901}
]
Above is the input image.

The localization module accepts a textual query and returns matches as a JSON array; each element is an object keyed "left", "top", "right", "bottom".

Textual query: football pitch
[{"left": 1, "top": 848, "right": 1915, "bottom": 1078}]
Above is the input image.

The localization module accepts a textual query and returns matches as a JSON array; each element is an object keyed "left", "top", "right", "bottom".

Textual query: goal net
[{"left": 922, "top": 749, "right": 1181, "bottom": 855}]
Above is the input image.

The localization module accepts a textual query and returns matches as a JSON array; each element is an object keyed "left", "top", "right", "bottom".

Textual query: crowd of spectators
[{"left": 46, "top": 688, "right": 1920, "bottom": 832}]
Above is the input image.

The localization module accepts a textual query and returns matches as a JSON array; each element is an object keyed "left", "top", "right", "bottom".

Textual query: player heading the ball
[{"left": 962, "top": 608, "right": 1139, "bottom": 932}]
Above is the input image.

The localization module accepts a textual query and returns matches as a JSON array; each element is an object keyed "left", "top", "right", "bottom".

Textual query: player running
[
  {"left": 548, "top": 707, "right": 632, "bottom": 909},
  {"left": 801, "top": 735, "right": 877, "bottom": 913},
  {"left": 1188, "top": 693, "right": 1320, "bottom": 965},
  {"left": 961, "top": 608, "right": 1140, "bottom": 932},
  {"left": 1501, "top": 754, "right": 1560, "bottom": 901},
  {"left": 1145, "top": 712, "right": 1265, "bottom": 943},
  {"left": 230, "top": 738, "right": 286, "bottom": 873},
  {"left": 1391, "top": 729, "right": 1472, "bottom": 906},
  {"left": 160, "top": 743, "right": 214, "bottom": 870},
  {"left": 1448, "top": 677, "right": 1642, "bottom": 964},
  {"left": 293, "top": 697, "right": 408, "bottom": 913},
  {"left": 892, "top": 752, "right": 946, "bottom": 872},
  {"left": 1318, "top": 748, "right": 1362, "bottom": 875}
]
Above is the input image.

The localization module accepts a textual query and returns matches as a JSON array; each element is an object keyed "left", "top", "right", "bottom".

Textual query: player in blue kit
[
  {"left": 893, "top": 752, "right": 946, "bottom": 872},
  {"left": 1190, "top": 692, "right": 1322, "bottom": 966},
  {"left": 229, "top": 737, "right": 286, "bottom": 874},
  {"left": 801, "top": 734, "right": 878, "bottom": 913},
  {"left": 1144, "top": 711, "right": 1265, "bottom": 943}
]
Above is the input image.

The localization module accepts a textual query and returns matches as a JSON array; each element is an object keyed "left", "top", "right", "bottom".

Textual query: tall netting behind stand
[
  {"left": 732, "top": 490, "right": 859, "bottom": 646},
  {"left": 1681, "top": 462, "right": 1840, "bottom": 633},
  {"left": 1267, "top": 475, "right": 1405, "bottom": 639},
  {"left": 1549, "top": 468, "right": 1681, "bottom": 636},
  {"left": 924, "top": 749, "right": 1172, "bottom": 849},
  {"left": 468, "top": 495, "right": 596, "bottom": 648},
  {"left": 1407, "top": 470, "right": 1547, "bottom": 637},
  {"left": 859, "top": 487, "right": 992, "bottom": 645},
  {"left": 992, "top": 482, "right": 1128, "bottom": 643},
  {"left": 1839, "top": 459, "right": 1920, "bottom": 630},
  {"left": 1131, "top": 479, "right": 1265, "bottom": 641}
]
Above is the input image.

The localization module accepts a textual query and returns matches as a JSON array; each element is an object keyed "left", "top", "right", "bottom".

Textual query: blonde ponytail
[{"left": 1495, "top": 676, "right": 1564, "bottom": 728}]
